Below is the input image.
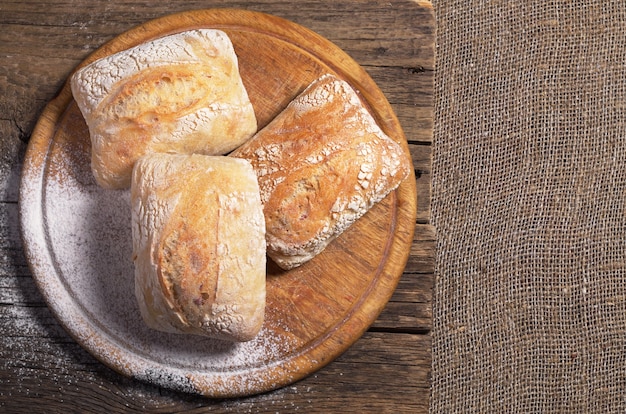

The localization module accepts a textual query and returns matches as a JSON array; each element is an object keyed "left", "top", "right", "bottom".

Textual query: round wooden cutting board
[{"left": 19, "top": 9, "right": 417, "bottom": 398}]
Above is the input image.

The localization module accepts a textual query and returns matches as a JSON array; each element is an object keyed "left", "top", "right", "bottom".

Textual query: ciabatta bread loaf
[
  {"left": 71, "top": 29, "right": 257, "bottom": 189},
  {"left": 231, "top": 74, "right": 412, "bottom": 270},
  {"left": 131, "top": 153, "right": 266, "bottom": 342}
]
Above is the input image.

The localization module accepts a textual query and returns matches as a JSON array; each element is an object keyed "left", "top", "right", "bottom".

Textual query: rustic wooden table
[{"left": 0, "top": 1, "right": 434, "bottom": 412}]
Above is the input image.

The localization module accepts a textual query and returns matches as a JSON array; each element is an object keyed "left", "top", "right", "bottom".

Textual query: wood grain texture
[{"left": 0, "top": 0, "right": 434, "bottom": 411}]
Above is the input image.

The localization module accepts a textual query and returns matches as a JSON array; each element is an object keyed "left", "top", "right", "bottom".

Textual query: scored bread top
[
  {"left": 71, "top": 29, "right": 257, "bottom": 189},
  {"left": 231, "top": 74, "right": 412, "bottom": 270},
  {"left": 131, "top": 153, "right": 266, "bottom": 342}
]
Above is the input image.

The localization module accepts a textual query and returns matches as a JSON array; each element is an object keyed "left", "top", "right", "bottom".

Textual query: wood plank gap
[{"left": 368, "top": 326, "right": 431, "bottom": 335}]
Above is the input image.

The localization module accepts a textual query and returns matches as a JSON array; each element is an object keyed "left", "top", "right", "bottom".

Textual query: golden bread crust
[
  {"left": 71, "top": 29, "right": 257, "bottom": 189},
  {"left": 231, "top": 74, "right": 411, "bottom": 269},
  {"left": 131, "top": 153, "right": 266, "bottom": 341}
]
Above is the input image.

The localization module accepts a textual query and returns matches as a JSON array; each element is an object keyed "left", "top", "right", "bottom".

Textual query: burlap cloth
[{"left": 430, "top": 1, "right": 626, "bottom": 412}]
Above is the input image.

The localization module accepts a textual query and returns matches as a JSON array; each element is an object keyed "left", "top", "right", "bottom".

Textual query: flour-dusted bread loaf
[
  {"left": 231, "top": 74, "right": 412, "bottom": 270},
  {"left": 71, "top": 29, "right": 257, "bottom": 189},
  {"left": 131, "top": 153, "right": 266, "bottom": 342}
]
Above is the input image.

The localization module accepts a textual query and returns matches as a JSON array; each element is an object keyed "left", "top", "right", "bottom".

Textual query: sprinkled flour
[{"left": 34, "top": 134, "right": 300, "bottom": 395}]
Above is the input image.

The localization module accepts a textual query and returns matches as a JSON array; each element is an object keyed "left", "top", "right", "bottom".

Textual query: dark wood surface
[{"left": 0, "top": 1, "right": 434, "bottom": 412}]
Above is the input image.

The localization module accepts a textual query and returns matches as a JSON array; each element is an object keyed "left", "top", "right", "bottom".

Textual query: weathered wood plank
[
  {"left": 0, "top": 1, "right": 434, "bottom": 147},
  {"left": 373, "top": 301, "right": 432, "bottom": 332},
  {"left": 0, "top": 0, "right": 435, "bottom": 67},
  {"left": 0, "top": 0, "right": 434, "bottom": 411},
  {"left": 410, "top": 144, "right": 433, "bottom": 222},
  {"left": 0, "top": 328, "right": 430, "bottom": 413},
  {"left": 367, "top": 66, "right": 434, "bottom": 145}
]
